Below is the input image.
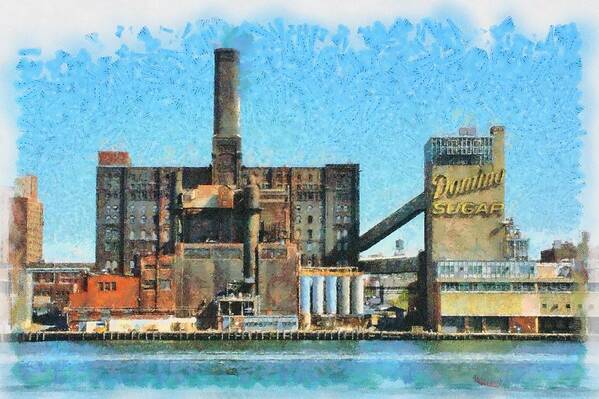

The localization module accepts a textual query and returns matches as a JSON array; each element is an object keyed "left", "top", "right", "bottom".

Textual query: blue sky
[{"left": 14, "top": 17, "right": 584, "bottom": 261}]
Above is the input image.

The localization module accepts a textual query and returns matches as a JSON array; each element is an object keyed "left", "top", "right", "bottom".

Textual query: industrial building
[
  {"left": 87, "top": 48, "right": 359, "bottom": 329},
  {"left": 422, "top": 127, "right": 585, "bottom": 333},
  {"left": 9, "top": 48, "right": 581, "bottom": 335}
]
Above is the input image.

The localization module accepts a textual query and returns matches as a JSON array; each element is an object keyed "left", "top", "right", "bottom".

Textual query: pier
[{"left": 1, "top": 331, "right": 586, "bottom": 343}]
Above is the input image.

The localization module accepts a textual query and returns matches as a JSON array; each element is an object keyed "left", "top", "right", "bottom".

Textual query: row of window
[
  {"left": 141, "top": 279, "right": 171, "bottom": 290},
  {"left": 98, "top": 282, "right": 117, "bottom": 292},
  {"left": 441, "top": 282, "right": 577, "bottom": 292},
  {"left": 437, "top": 261, "right": 537, "bottom": 278},
  {"left": 105, "top": 204, "right": 161, "bottom": 214}
]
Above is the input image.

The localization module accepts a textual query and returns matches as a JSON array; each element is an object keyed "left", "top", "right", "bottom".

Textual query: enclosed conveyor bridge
[{"left": 358, "top": 192, "right": 426, "bottom": 253}]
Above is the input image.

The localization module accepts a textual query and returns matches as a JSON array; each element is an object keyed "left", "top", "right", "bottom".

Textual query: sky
[{"left": 1, "top": 1, "right": 598, "bottom": 262}]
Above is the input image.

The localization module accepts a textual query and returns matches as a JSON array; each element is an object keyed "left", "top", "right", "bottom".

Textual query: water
[{"left": 0, "top": 340, "right": 598, "bottom": 398}]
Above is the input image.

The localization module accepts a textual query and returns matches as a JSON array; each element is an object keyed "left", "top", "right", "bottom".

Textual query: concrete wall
[
  {"left": 257, "top": 243, "right": 299, "bottom": 315},
  {"left": 173, "top": 243, "right": 243, "bottom": 315},
  {"left": 440, "top": 292, "right": 584, "bottom": 317}
]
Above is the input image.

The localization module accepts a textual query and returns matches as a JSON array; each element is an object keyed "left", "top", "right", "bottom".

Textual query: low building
[
  {"left": 66, "top": 274, "right": 140, "bottom": 331},
  {"left": 27, "top": 263, "right": 91, "bottom": 320},
  {"left": 436, "top": 260, "right": 584, "bottom": 333}
]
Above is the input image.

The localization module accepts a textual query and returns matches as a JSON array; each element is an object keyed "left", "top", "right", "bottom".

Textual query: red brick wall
[
  {"left": 139, "top": 254, "right": 175, "bottom": 312},
  {"left": 69, "top": 275, "right": 139, "bottom": 309},
  {"left": 98, "top": 151, "right": 131, "bottom": 166}
]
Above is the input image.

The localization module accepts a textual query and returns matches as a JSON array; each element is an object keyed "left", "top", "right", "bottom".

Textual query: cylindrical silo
[
  {"left": 351, "top": 275, "right": 365, "bottom": 315},
  {"left": 325, "top": 276, "right": 338, "bottom": 315},
  {"left": 311, "top": 276, "right": 325, "bottom": 315},
  {"left": 299, "top": 276, "right": 312, "bottom": 315},
  {"left": 338, "top": 276, "right": 351, "bottom": 316}
]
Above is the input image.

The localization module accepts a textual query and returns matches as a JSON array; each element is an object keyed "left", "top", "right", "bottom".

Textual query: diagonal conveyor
[{"left": 358, "top": 192, "right": 426, "bottom": 252}]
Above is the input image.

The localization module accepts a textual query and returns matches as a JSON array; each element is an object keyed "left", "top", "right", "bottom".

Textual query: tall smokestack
[
  {"left": 214, "top": 48, "right": 240, "bottom": 137},
  {"left": 212, "top": 48, "right": 242, "bottom": 186}
]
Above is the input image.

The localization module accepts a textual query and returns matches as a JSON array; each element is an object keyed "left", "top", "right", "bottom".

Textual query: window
[
  {"left": 111, "top": 282, "right": 117, "bottom": 291},
  {"left": 337, "top": 230, "right": 341, "bottom": 240},
  {"left": 308, "top": 230, "right": 313, "bottom": 240},
  {"left": 142, "top": 280, "right": 156, "bottom": 290},
  {"left": 308, "top": 174, "right": 313, "bottom": 182},
  {"left": 542, "top": 303, "right": 547, "bottom": 309},
  {"left": 129, "top": 215, "right": 135, "bottom": 224},
  {"left": 141, "top": 230, "right": 146, "bottom": 240},
  {"left": 141, "top": 215, "right": 147, "bottom": 224},
  {"left": 307, "top": 215, "right": 313, "bottom": 224},
  {"left": 129, "top": 231, "right": 135, "bottom": 240},
  {"left": 159, "top": 279, "right": 171, "bottom": 290},
  {"left": 566, "top": 304, "right": 571, "bottom": 309},
  {"left": 342, "top": 229, "right": 348, "bottom": 238}
]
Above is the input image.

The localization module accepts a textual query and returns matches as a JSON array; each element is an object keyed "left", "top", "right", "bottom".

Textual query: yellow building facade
[{"left": 423, "top": 127, "right": 583, "bottom": 333}]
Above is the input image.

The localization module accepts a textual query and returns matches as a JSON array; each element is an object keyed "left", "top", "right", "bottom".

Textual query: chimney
[
  {"left": 212, "top": 49, "right": 242, "bottom": 186},
  {"left": 214, "top": 48, "right": 240, "bottom": 138}
]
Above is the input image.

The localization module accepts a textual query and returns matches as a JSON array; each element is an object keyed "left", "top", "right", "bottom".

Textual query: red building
[
  {"left": 66, "top": 274, "right": 140, "bottom": 330},
  {"left": 138, "top": 254, "right": 175, "bottom": 313}
]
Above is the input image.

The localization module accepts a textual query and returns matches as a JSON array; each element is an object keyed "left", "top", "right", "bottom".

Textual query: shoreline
[{"left": 2, "top": 330, "right": 587, "bottom": 343}]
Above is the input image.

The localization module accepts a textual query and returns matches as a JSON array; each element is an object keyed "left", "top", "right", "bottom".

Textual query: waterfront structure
[
  {"left": 5, "top": 176, "right": 43, "bottom": 331},
  {"left": 298, "top": 267, "right": 367, "bottom": 329},
  {"left": 422, "top": 127, "right": 584, "bottom": 333},
  {"left": 26, "top": 263, "right": 91, "bottom": 323},
  {"left": 66, "top": 274, "right": 141, "bottom": 330},
  {"left": 87, "top": 48, "right": 359, "bottom": 328}
]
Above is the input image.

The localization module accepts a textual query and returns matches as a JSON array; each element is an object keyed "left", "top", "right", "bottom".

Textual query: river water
[{"left": 0, "top": 340, "right": 598, "bottom": 398}]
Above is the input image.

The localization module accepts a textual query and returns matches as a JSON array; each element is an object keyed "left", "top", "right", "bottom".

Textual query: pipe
[{"left": 243, "top": 176, "right": 261, "bottom": 294}]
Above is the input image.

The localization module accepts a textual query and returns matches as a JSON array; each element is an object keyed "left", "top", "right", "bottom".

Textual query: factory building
[
  {"left": 92, "top": 48, "right": 360, "bottom": 326},
  {"left": 422, "top": 127, "right": 585, "bottom": 333}
]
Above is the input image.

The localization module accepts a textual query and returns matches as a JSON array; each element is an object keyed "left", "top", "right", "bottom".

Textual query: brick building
[
  {"left": 9, "top": 176, "right": 43, "bottom": 271},
  {"left": 93, "top": 49, "right": 360, "bottom": 320},
  {"left": 66, "top": 274, "right": 140, "bottom": 330}
]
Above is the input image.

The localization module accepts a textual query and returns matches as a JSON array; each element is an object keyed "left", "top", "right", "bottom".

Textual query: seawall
[{"left": 1, "top": 331, "right": 586, "bottom": 343}]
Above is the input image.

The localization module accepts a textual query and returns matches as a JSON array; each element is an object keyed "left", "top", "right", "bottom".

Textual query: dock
[{"left": 1, "top": 330, "right": 586, "bottom": 343}]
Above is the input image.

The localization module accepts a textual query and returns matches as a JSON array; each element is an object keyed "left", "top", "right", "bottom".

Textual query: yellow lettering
[
  {"left": 447, "top": 180, "right": 460, "bottom": 197},
  {"left": 461, "top": 202, "right": 475, "bottom": 215},
  {"left": 493, "top": 169, "right": 504, "bottom": 185},
  {"left": 490, "top": 202, "right": 504, "bottom": 215},
  {"left": 446, "top": 203, "right": 460, "bottom": 215},
  {"left": 432, "top": 175, "right": 447, "bottom": 200},
  {"left": 474, "top": 203, "right": 489, "bottom": 215},
  {"left": 430, "top": 168, "right": 505, "bottom": 200},
  {"left": 432, "top": 202, "right": 446, "bottom": 215}
]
